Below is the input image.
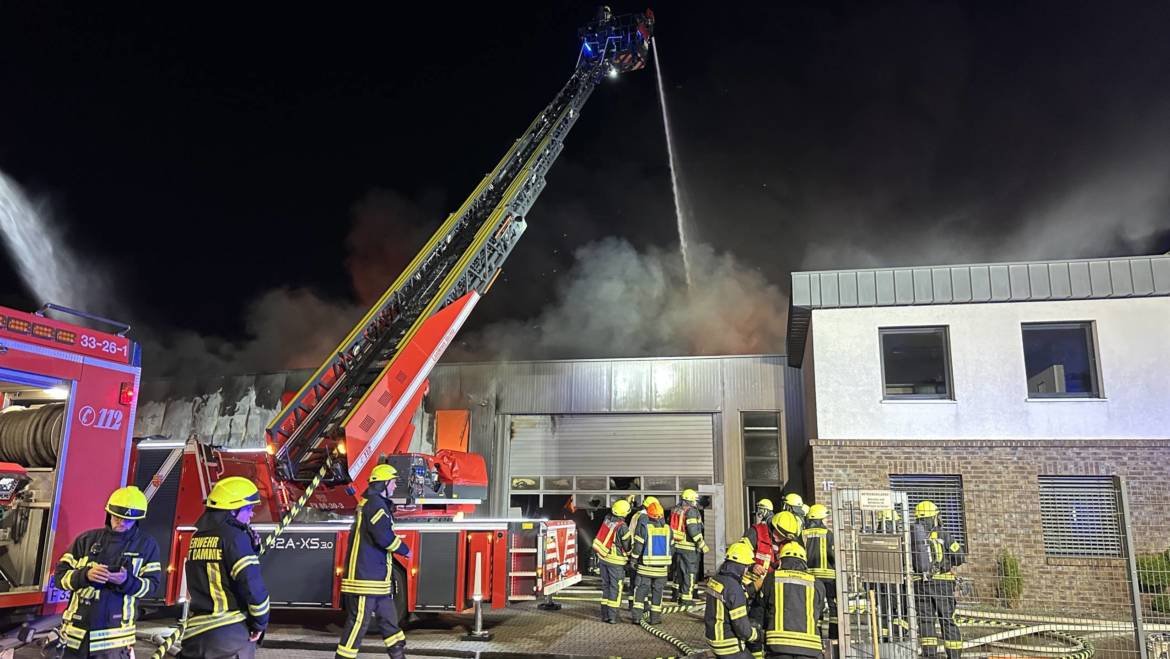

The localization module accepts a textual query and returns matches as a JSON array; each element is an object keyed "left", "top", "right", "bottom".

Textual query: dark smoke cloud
[{"left": 450, "top": 238, "right": 787, "bottom": 360}]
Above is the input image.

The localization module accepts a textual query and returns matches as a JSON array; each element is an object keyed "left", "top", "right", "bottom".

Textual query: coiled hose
[
  {"left": 0, "top": 403, "right": 64, "bottom": 467},
  {"left": 148, "top": 451, "right": 338, "bottom": 659}
]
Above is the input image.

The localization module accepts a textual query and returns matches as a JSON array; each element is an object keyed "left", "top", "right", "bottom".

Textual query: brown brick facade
[{"left": 810, "top": 439, "right": 1170, "bottom": 615}]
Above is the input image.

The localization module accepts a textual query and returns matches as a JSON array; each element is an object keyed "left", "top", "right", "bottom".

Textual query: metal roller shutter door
[{"left": 509, "top": 414, "right": 714, "bottom": 477}]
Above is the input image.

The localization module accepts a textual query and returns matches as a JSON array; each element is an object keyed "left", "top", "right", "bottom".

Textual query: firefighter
[
  {"left": 181, "top": 477, "right": 269, "bottom": 659},
  {"left": 629, "top": 498, "right": 671, "bottom": 624},
  {"left": 742, "top": 510, "right": 803, "bottom": 581},
  {"left": 801, "top": 504, "right": 836, "bottom": 618},
  {"left": 741, "top": 510, "right": 803, "bottom": 659},
  {"left": 53, "top": 486, "right": 161, "bottom": 659},
  {"left": 592, "top": 498, "right": 633, "bottom": 623},
  {"left": 753, "top": 499, "right": 775, "bottom": 526},
  {"left": 335, "top": 464, "right": 413, "bottom": 659},
  {"left": 628, "top": 495, "right": 657, "bottom": 532},
  {"left": 911, "top": 501, "right": 965, "bottom": 659},
  {"left": 783, "top": 493, "right": 807, "bottom": 523},
  {"left": 705, "top": 541, "right": 762, "bottom": 658},
  {"left": 762, "top": 543, "right": 826, "bottom": 659},
  {"left": 669, "top": 488, "right": 710, "bottom": 604}
]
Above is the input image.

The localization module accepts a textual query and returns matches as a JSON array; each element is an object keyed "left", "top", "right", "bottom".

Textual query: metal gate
[{"left": 831, "top": 488, "right": 918, "bottom": 659}]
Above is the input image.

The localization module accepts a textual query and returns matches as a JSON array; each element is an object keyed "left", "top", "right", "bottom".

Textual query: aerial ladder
[{"left": 264, "top": 8, "right": 657, "bottom": 507}]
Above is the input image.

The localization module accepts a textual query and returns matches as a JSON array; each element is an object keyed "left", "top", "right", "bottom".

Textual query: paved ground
[{"left": 14, "top": 582, "right": 709, "bottom": 659}]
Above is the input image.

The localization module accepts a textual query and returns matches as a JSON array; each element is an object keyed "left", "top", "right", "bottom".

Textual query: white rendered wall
[{"left": 809, "top": 297, "right": 1170, "bottom": 439}]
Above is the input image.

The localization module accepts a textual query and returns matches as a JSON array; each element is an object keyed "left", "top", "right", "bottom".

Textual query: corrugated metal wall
[{"left": 508, "top": 414, "right": 715, "bottom": 477}]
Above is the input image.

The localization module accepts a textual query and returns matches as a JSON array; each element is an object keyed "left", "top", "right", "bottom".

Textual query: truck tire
[{"left": 392, "top": 562, "right": 409, "bottom": 625}]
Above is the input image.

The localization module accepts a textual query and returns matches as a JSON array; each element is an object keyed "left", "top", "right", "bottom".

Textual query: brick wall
[{"left": 810, "top": 439, "right": 1170, "bottom": 615}]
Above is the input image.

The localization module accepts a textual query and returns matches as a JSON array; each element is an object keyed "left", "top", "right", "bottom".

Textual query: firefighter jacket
[
  {"left": 592, "top": 514, "right": 633, "bottom": 566},
  {"left": 183, "top": 510, "right": 270, "bottom": 639},
  {"left": 704, "top": 560, "right": 760, "bottom": 657},
  {"left": 762, "top": 558, "right": 826, "bottom": 657},
  {"left": 669, "top": 503, "right": 710, "bottom": 553},
  {"left": 631, "top": 509, "right": 672, "bottom": 577},
  {"left": 54, "top": 526, "right": 161, "bottom": 652},
  {"left": 912, "top": 520, "right": 965, "bottom": 581},
  {"left": 801, "top": 521, "right": 835, "bottom": 580},
  {"left": 341, "top": 490, "right": 410, "bottom": 595}
]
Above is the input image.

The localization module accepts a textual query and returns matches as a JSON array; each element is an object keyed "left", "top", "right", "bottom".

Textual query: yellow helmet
[
  {"left": 207, "top": 477, "right": 261, "bottom": 510},
  {"left": 807, "top": 504, "right": 828, "bottom": 520},
  {"left": 756, "top": 498, "right": 774, "bottom": 512},
  {"left": 915, "top": 500, "right": 940, "bottom": 519},
  {"left": 772, "top": 510, "right": 802, "bottom": 537},
  {"left": 784, "top": 493, "right": 804, "bottom": 507},
  {"left": 612, "top": 499, "right": 631, "bottom": 517},
  {"left": 641, "top": 496, "right": 659, "bottom": 508},
  {"left": 681, "top": 488, "right": 699, "bottom": 503},
  {"left": 106, "top": 486, "right": 148, "bottom": 520},
  {"left": 369, "top": 464, "right": 399, "bottom": 484},
  {"left": 779, "top": 542, "right": 807, "bottom": 562},
  {"left": 726, "top": 541, "right": 755, "bottom": 566}
]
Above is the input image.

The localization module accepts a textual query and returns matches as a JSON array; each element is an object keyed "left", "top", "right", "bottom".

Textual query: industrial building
[
  {"left": 136, "top": 354, "right": 804, "bottom": 560},
  {"left": 787, "top": 253, "right": 1170, "bottom": 613}
]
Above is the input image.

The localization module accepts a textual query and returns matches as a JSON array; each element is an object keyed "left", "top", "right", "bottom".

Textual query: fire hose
[
  {"left": 552, "top": 593, "right": 704, "bottom": 657},
  {"left": 147, "top": 451, "right": 338, "bottom": 659}
]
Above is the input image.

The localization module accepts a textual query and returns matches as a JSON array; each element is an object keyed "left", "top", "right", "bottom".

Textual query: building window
[
  {"left": 1038, "top": 476, "right": 1122, "bottom": 557},
  {"left": 1022, "top": 322, "right": 1101, "bottom": 398},
  {"left": 880, "top": 327, "right": 952, "bottom": 399},
  {"left": 889, "top": 474, "right": 967, "bottom": 547},
  {"left": 742, "top": 411, "right": 783, "bottom": 526}
]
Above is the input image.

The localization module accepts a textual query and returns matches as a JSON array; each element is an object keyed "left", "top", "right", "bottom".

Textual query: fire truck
[
  {"left": 125, "top": 8, "right": 656, "bottom": 623},
  {"left": 0, "top": 304, "right": 141, "bottom": 645}
]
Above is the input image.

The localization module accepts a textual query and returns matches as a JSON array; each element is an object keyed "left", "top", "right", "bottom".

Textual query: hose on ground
[{"left": 148, "top": 452, "right": 337, "bottom": 659}]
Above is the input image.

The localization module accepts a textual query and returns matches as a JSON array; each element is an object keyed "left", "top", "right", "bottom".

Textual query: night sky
[{"left": 2, "top": 2, "right": 1168, "bottom": 376}]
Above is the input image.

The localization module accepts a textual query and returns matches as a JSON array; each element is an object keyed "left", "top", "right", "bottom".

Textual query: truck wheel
[{"left": 393, "top": 563, "right": 409, "bottom": 625}]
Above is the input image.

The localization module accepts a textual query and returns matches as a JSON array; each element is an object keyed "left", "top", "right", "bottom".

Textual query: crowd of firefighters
[
  {"left": 48, "top": 472, "right": 964, "bottom": 659},
  {"left": 592, "top": 492, "right": 965, "bottom": 659},
  {"left": 49, "top": 465, "right": 411, "bottom": 659}
]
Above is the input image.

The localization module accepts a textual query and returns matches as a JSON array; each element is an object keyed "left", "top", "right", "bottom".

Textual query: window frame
[
  {"left": 1021, "top": 321, "right": 1102, "bottom": 399},
  {"left": 879, "top": 326, "right": 954, "bottom": 401}
]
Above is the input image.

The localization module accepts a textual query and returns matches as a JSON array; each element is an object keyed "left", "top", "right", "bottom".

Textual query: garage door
[
  {"left": 507, "top": 414, "right": 715, "bottom": 512},
  {"left": 509, "top": 414, "right": 714, "bottom": 477}
]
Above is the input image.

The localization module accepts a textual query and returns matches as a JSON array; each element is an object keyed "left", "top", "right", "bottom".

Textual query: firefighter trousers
[
  {"left": 335, "top": 594, "right": 406, "bottom": 659},
  {"left": 62, "top": 644, "right": 132, "bottom": 659},
  {"left": 672, "top": 548, "right": 701, "bottom": 603},
  {"left": 599, "top": 561, "right": 626, "bottom": 621},
  {"left": 632, "top": 573, "right": 666, "bottom": 623},
  {"left": 179, "top": 622, "right": 256, "bottom": 659},
  {"left": 914, "top": 579, "right": 960, "bottom": 659}
]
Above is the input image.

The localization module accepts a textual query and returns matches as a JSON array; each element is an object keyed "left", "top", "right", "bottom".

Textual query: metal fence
[{"left": 830, "top": 482, "right": 1170, "bottom": 659}]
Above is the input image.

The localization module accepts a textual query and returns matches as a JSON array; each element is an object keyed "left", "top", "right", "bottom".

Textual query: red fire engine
[{"left": 0, "top": 305, "right": 141, "bottom": 643}]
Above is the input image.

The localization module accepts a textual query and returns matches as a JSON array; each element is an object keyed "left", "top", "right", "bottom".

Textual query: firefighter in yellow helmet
[
  {"left": 669, "top": 488, "right": 709, "bottom": 604},
  {"left": 53, "top": 486, "right": 161, "bottom": 658},
  {"left": 762, "top": 542, "right": 826, "bottom": 659},
  {"left": 334, "top": 464, "right": 412, "bottom": 659},
  {"left": 629, "top": 498, "right": 672, "bottom": 624},
  {"left": 704, "top": 542, "right": 761, "bottom": 658},
  {"left": 181, "top": 477, "right": 269, "bottom": 659},
  {"left": 783, "top": 493, "right": 807, "bottom": 522},
  {"left": 912, "top": 501, "right": 965, "bottom": 659},
  {"left": 592, "top": 499, "right": 634, "bottom": 623},
  {"left": 801, "top": 504, "right": 836, "bottom": 619},
  {"left": 740, "top": 510, "right": 803, "bottom": 658},
  {"left": 754, "top": 498, "right": 774, "bottom": 525}
]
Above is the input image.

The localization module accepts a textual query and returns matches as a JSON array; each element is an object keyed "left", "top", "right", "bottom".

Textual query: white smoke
[{"left": 451, "top": 237, "right": 788, "bottom": 360}]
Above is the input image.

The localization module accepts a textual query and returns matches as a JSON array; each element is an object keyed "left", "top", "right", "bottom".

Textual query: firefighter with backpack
[
  {"left": 669, "top": 489, "right": 709, "bottom": 604},
  {"left": 629, "top": 498, "right": 672, "bottom": 624},
  {"left": 911, "top": 501, "right": 965, "bottom": 659},
  {"left": 592, "top": 498, "right": 634, "bottom": 623}
]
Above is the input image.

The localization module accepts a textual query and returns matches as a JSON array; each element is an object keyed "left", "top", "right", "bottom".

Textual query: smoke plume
[{"left": 451, "top": 238, "right": 787, "bottom": 360}]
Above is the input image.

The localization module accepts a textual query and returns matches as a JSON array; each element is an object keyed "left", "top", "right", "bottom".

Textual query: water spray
[{"left": 651, "top": 38, "right": 695, "bottom": 291}]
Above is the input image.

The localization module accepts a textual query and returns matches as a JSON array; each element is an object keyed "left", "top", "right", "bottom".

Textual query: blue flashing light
[{"left": 582, "top": 41, "right": 593, "bottom": 56}]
